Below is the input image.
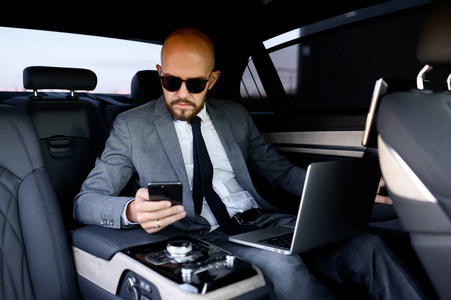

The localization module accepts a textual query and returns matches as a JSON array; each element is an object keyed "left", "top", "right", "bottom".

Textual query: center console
[{"left": 71, "top": 225, "right": 274, "bottom": 299}]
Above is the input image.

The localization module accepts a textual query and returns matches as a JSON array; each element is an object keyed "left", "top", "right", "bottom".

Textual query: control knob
[{"left": 166, "top": 240, "right": 193, "bottom": 257}]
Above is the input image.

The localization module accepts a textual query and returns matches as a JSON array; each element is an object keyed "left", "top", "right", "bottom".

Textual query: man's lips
[
  {"left": 174, "top": 103, "right": 192, "bottom": 109},
  {"left": 171, "top": 99, "right": 196, "bottom": 109}
]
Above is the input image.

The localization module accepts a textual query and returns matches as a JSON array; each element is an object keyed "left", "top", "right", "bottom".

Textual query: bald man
[{"left": 75, "top": 28, "right": 426, "bottom": 299}]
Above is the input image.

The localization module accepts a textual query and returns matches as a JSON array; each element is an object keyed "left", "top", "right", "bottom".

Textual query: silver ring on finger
[{"left": 156, "top": 219, "right": 161, "bottom": 228}]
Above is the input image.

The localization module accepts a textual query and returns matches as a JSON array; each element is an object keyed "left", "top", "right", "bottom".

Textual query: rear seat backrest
[
  {"left": 377, "top": 2, "right": 451, "bottom": 298},
  {"left": 0, "top": 104, "right": 79, "bottom": 299},
  {"left": 130, "top": 70, "right": 162, "bottom": 106},
  {"left": 5, "top": 66, "right": 109, "bottom": 231},
  {"left": 102, "top": 70, "right": 162, "bottom": 132}
]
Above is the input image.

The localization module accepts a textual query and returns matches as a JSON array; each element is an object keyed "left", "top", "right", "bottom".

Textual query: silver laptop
[{"left": 229, "top": 158, "right": 381, "bottom": 255}]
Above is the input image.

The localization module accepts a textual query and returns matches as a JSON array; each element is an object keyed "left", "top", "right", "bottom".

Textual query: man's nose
[{"left": 176, "top": 82, "right": 190, "bottom": 98}]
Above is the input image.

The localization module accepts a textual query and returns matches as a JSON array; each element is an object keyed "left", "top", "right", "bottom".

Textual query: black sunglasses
[{"left": 159, "top": 73, "right": 212, "bottom": 94}]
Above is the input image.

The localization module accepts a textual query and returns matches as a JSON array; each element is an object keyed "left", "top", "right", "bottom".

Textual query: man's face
[{"left": 157, "top": 54, "right": 220, "bottom": 122}]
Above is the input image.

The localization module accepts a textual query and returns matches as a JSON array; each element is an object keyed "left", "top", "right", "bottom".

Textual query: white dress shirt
[{"left": 174, "top": 106, "right": 258, "bottom": 231}]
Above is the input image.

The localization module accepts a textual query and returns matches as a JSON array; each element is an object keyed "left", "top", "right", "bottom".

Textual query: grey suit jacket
[{"left": 74, "top": 96, "right": 306, "bottom": 233}]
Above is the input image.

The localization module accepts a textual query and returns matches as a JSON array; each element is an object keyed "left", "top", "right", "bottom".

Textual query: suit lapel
[{"left": 153, "top": 97, "right": 195, "bottom": 215}]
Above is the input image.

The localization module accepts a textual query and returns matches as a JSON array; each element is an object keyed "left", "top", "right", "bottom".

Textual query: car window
[
  {"left": 0, "top": 26, "right": 162, "bottom": 94},
  {"left": 241, "top": 0, "right": 429, "bottom": 113},
  {"left": 240, "top": 57, "right": 271, "bottom": 112}
]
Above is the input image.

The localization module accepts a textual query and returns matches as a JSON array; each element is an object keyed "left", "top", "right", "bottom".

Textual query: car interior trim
[
  {"left": 72, "top": 246, "right": 266, "bottom": 299},
  {"left": 378, "top": 135, "right": 437, "bottom": 203},
  {"left": 264, "top": 131, "right": 364, "bottom": 148},
  {"left": 447, "top": 73, "right": 451, "bottom": 91},
  {"left": 416, "top": 64, "right": 433, "bottom": 90},
  {"left": 274, "top": 147, "right": 364, "bottom": 158}
]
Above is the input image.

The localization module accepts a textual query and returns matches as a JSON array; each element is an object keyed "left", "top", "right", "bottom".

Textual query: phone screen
[{"left": 148, "top": 182, "right": 182, "bottom": 206}]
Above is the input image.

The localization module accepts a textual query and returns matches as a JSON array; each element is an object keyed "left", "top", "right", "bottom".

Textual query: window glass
[
  {"left": 0, "top": 26, "right": 162, "bottom": 94},
  {"left": 269, "top": 44, "right": 299, "bottom": 96},
  {"left": 270, "top": 13, "right": 424, "bottom": 110},
  {"left": 241, "top": 0, "right": 430, "bottom": 112},
  {"left": 240, "top": 57, "right": 272, "bottom": 112}
]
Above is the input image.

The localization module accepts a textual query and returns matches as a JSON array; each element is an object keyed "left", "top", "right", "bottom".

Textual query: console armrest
[
  {"left": 71, "top": 225, "right": 180, "bottom": 260},
  {"left": 71, "top": 225, "right": 272, "bottom": 299}
]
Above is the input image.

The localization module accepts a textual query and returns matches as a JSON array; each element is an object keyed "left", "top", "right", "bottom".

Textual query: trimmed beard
[{"left": 165, "top": 97, "right": 205, "bottom": 122}]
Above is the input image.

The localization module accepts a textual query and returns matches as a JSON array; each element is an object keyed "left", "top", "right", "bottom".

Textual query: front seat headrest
[
  {"left": 23, "top": 66, "right": 97, "bottom": 91},
  {"left": 417, "top": 1, "right": 451, "bottom": 68},
  {"left": 130, "top": 70, "right": 162, "bottom": 106}
]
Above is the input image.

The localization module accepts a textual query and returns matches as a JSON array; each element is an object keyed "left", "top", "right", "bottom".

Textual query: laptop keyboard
[{"left": 259, "top": 232, "right": 293, "bottom": 249}]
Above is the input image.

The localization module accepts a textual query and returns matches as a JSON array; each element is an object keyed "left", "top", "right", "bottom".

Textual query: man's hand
[
  {"left": 374, "top": 178, "right": 393, "bottom": 205},
  {"left": 126, "top": 188, "right": 187, "bottom": 233}
]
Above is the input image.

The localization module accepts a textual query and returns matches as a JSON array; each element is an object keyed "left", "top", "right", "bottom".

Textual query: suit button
[{"left": 108, "top": 220, "right": 114, "bottom": 226}]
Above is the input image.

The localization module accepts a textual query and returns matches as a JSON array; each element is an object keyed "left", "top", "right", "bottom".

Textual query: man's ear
[
  {"left": 156, "top": 64, "right": 162, "bottom": 75},
  {"left": 207, "top": 70, "right": 221, "bottom": 90}
]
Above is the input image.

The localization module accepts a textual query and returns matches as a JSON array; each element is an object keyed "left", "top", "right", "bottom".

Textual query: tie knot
[{"left": 190, "top": 116, "right": 202, "bottom": 128}]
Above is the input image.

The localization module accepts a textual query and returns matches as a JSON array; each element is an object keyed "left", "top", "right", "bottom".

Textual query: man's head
[{"left": 157, "top": 28, "right": 220, "bottom": 121}]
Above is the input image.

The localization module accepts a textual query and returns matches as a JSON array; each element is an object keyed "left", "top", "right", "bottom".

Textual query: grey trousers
[{"left": 196, "top": 214, "right": 427, "bottom": 300}]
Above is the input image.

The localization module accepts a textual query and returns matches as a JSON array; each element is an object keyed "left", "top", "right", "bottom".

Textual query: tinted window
[
  {"left": 275, "top": 13, "right": 424, "bottom": 110},
  {"left": 240, "top": 57, "right": 272, "bottom": 112},
  {"left": 241, "top": 2, "right": 429, "bottom": 113}
]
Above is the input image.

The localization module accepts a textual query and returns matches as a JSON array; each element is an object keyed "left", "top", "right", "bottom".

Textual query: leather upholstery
[
  {"left": 103, "top": 70, "right": 161, "bottom": 133},
  {"left": 377, "top": 1, "right": 451, "bottom": 298},
  {"left": 378, "top": 92, "right": 451, "bottom": 214},
  {"left": 130, "top": 70, "right": 162, "bottom": 106},
  {"left": 23, "top": 66, "right": 97, "bottom": 91},
  {"left": 5, "top": 67, "right": 109, "bottom": 231},
  {"left": 0, "top": 104, "right": 79, "bottom": 299}
]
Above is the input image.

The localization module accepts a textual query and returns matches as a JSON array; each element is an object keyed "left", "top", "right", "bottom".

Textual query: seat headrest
[
  {"left": 130, "top": 70, "right": 162, "bottom": 106},
  {"left": 23, "top": 66, "right": 97, "bottom": 91},
  {"left": 417, "top": 1, "right": 451, "bottom": 67}
]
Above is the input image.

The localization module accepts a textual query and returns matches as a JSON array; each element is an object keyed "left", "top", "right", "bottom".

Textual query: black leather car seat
[
  {"left": 5, "top": 66, "right": 109, "bottom": 231},
  {"left": 0, "top": 104, "right": 79, "bottom": 299},
  {"left": 101, "top": 69, "right": 162, "bottom": 133},
  {"left": 130, "top": 70, "right": 162, "bottom": 106},
  {"left": 377, "top": 1, "right": 451, "bottom": 299}
]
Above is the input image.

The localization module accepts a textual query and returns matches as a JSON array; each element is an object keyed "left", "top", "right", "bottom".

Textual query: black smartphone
[{"left": 147, "top": 182, "right": 182, "bottom": 206}]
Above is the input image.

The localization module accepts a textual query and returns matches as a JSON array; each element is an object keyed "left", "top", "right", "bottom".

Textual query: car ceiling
[{"left": 4, "top": 0, "right": 389, "bottom": 46}]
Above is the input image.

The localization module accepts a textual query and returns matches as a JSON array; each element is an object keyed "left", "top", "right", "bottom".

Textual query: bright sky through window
[{"left": 0, "top": 26, "right": 162, "bottom": 94}]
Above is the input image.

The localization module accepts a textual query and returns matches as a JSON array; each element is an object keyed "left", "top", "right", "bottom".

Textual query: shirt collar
[{"left": 196, "top": 104, "right": 208, "bottom": 122}]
